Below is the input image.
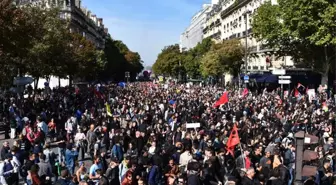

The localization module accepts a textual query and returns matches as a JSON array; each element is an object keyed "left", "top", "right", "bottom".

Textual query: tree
[
  {"left": 68, "top": 33, "right": 99, "bottom": 80},
  {"left": 199, "top": 39, "right": 244, "bottom": 78},
  {"left": 152, "top": 44, "right": 183, "bottom": 76},
  {"left": 101, "top": 36, "right": 144, "bottom": 82},
  {"left": 184, "top": 38, "right": 214, "bottom": 78},
  {"left": 0, "top": 0, "right": 41, "bottom": 83},
  {"left": 252, "top": 0, "right": 336, "bottom": 84},
  {"left": 200, "top": 50, "right": 224, "bottom": 77},
  {"left": 25, "top": 7, "right": 72, "bottom": 84},
  {"left": 216, "top": 39, "right": 244, "bottom": 76}
]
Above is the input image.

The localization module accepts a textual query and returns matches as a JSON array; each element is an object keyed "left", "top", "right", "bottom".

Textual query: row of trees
[
  {"left": 152, "top": 38, "right": 244, "bottom": 79},
  {"left": 252, "top": 0, "right": 336, "bottom": 84},
  {"left": 0, "top": 0, "right": 143, "bottom": 87}
]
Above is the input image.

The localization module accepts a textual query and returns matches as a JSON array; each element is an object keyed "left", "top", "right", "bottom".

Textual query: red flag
[
  {"left": 242, "top": 88, "right": 249, "bottom": 97},
  {"left": 294, "top": 88, "right": 299, "bottom": 97},
  {"left": 213, "top": 92, "right": 229, "bottom": 107},
  {"left": 75, "top": 88, "right": 80, "bottom": 95},
  {"left": 226, "top": 124, "right": 240, "bottom": 156},
  {"left": 93, "top": 89, "right": 104, "bottom": 99},
  {"left": 297, "top": 83, "right": 305, "bottom": 89}
]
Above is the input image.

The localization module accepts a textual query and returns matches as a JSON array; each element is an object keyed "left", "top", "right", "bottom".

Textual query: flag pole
[{"left": 238, "top": 135, "right": 245, "bottom": 170}]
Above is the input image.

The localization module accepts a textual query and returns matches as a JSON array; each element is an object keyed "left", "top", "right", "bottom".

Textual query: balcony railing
[
  {"left": 248, "top": 46, "right": 258, "bottom": 53},
  {"left": 220, "top": 0, "right": 249, "bottom": 19},
  {"left": 259, "top": 44, "right": 272, "bottom": 51}
]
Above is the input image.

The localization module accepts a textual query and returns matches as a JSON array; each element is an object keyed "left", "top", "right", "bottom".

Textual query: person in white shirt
[
  {"left": 37, "top": 117, "right": 48, "bottom": 136},
  {"left": 179, "top": 146, "right": 192, "bottom": 172}
]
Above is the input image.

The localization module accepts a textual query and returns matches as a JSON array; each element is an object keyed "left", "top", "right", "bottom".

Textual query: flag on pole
[
  {"left": 297, "top": 83, "right": 305, "bottom": 89},
  {"left": 294, "top": 88, "right": 300, "bottom": 97},
  {"left": 226, "top": 124, "right": 240, "bottom": 156},
  {"left": 213, "top": 92, "right": 229, "bottom": 108},
  {"left": 105, "top": 103, "right": 113, "bottom": 117},
  {"left": 322, "top": 102, "right": 328, "bottom": 112},
  {"left": 242, "top": 88, "right": 249, "bottom": 97}
]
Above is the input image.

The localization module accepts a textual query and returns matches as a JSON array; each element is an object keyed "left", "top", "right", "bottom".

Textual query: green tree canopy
[
  {"left": 152, "top": 44, "right": 182, "bottom": 76},
  {"left": 101, "top": 36, "right": 144, "bottom": 81},
  {"left": 0, "top": 1, "right": 143, "bottom": 86},
  {"left": 200, "top": 50, "right": 224, "bottom": 77},
  {"left": 252, "top": 0, "right": 336, "bottom": 84},
  {"left": 184, "top": 38, "right": 214, "bottom": 78}
]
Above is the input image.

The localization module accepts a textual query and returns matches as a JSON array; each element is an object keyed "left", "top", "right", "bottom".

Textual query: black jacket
[
  {"left": 241, "top": 176, "right": 256, "bottom": 185},
  {"left": 187, "top": 174, "right": 201, "bottom": 185},
  {"left": 105, "top": 166, "right": 120, "bottom": 185}
]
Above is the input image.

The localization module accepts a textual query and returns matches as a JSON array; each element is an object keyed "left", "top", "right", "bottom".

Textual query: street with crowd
[{"left": 0, "top": 82, "right": 334, "bottom": 185}]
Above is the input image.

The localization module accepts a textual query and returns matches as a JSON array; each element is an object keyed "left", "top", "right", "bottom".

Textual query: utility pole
[{"left": 244, "top": 10, "right": 251, "bottom": 88}]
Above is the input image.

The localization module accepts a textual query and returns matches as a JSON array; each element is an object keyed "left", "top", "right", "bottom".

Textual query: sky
[{"left": 82, "top": 0, "right": 211, "bottom": 67}]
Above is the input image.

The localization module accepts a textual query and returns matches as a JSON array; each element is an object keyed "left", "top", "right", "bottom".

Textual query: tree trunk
[
  {"left": 58, "top": 77, "right": 61, "bottom": 87},
  {"left": 322, "top": 46, "right": 330, "bottom": 86},
  {"left": 69, "top": 75, "right": 72, "bottom": 87},
  {"left": 321, "top": 72, "right": 328, "bottom": 86},
  {"left": 34, "top": 77, "right": 39, "bottom": 90}
]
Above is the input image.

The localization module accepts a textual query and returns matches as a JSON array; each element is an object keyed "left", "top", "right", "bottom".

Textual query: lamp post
[
  {"left": 244, "top": 10, "right": 251, "bottom": 87},
  {"left": 294, "top": 131, "right": 305, "bottom": 185}
]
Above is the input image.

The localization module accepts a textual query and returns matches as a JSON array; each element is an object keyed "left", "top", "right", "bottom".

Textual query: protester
[{"left": 0, "top": 82, "right": 334, "bottom": 185}]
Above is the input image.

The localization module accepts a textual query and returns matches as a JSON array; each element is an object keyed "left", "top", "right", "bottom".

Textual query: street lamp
[
  {"left": 294, "top": 131, "right": 305, "bottom": 185},
  {"left": 243, "top": 10, "right": 252, "bottom": 87}
]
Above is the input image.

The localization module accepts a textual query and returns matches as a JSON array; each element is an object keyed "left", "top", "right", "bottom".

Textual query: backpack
[
  {"left": 3, "top": 161, "right": 13, "bottom": 178},
  {"left": 19, "top": 163, "right": 28, "bottom": 179}
]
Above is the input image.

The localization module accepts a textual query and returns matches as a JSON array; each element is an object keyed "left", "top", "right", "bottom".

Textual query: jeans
[
  {"left": 67, "top": 165, "right": 75, "bottom": 176},
  {"left": 288, "top": 168, "right": 293, "bottom": 185},
  {"left": 26, "top": 179, "right": 32, "bottom": 185},
  {"left": 10, "top": 128, "right": 16, "bottom": 139},
  {"left": 58, "top": 147, "right": 65, "bottom": 163}
]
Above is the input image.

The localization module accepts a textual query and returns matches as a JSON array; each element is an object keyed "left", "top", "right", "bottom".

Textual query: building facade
[
  {"left": 203, "top": 0, "right": 293, "bottom": 72},
  {"left": 16, "top": 0, "right": 107, "bottom": 49},
  {"left": 180, "top": 4, "right": 212, "bottom": 51}
]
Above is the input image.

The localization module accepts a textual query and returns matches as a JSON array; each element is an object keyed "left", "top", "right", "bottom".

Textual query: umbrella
[
  {"left": 13, "top": 77, "right": 34, "bottom": 86},
  {"left": 303, "top": 150, "right": 318, "bottom": 161},
  {"left": 118, "top": 82, "right": 126, "bottom": 88},
  {"left": 169, "top": 100, "right": 176, "bottom": 105},
  {"left": 302, "top": 165, "right": 317, "bottom": 177}
]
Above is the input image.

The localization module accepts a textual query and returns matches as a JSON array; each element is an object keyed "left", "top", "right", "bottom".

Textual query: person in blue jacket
[
  {"left": 65, "top": 143, "right": 78, "bottom": 176},
  {"left": 111, "top": 138, "right": 123, "bottom": 163}
]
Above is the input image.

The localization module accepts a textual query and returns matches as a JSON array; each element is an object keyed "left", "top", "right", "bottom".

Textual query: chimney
[
  {"left": 98, "top": 18, "right": 103, "bottom": 27},
  {"left": 97, "top": 18, "right": 103, "bottom": 27},
  {"left": 91, "top": 14, "right": 97, "bottom": 24},
  {"left": 75, "top": 0, "right": 81, "bottom": 7}
]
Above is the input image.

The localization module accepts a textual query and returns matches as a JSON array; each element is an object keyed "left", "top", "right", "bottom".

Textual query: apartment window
[
  {"left": 237, "top": 33, "right": 240, "bottom": 37},
  {"left": 260, "top": 66, "right": 265, "bottom": 70}
]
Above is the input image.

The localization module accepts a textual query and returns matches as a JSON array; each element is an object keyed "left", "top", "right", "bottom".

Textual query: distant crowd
[{"left": 0, "top": 82, "right": 334, "bottom": 185}]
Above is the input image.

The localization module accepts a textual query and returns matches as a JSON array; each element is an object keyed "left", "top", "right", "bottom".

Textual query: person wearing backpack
[{"left": 1, "top": 153, "right": 20, "bottom": 185}]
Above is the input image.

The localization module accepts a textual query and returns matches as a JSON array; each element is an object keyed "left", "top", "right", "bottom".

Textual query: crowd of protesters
[{"left": 0, "top": 82, "right": 334, "bottom": 185}]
